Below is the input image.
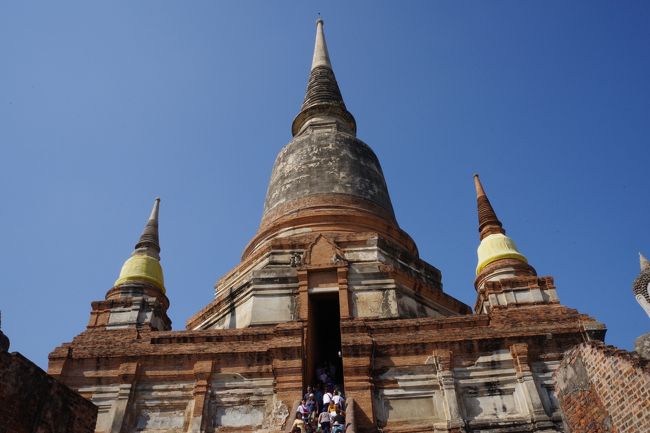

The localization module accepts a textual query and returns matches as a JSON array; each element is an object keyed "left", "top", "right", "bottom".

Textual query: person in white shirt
[
  {"left": 297, "top": 399, "right": 309, "bottom": 418},
  {"left": 322, "top": 390, "right": 333, "bottom": 409},
  {"left": 332, "top": 390, "right": 344, "bottom": 407}
]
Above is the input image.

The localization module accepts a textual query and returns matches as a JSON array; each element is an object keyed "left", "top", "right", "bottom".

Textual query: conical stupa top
[
  {"left": 474, "top": 175, "right": 528, "bottom": 275},
  {"left": 640, "top": 252, "right": 650, "bottom": 271},
  {"left": 114, "top": 198, "right": 165, "bottom": 292},
  {"left": 474, "top": 174, "right": 505, "bottom": 241},
  {"left": 291, "top": 19, "right": 356, "bottom": 136},
  {"left": 135, "top": 197, "right": 161, "bottom": 258},
  {"left": 251, "top": 21, "right": 407, "bottom": 259},
  {"left": 633, "top": 252, "right": 650, "bottom": 318}
]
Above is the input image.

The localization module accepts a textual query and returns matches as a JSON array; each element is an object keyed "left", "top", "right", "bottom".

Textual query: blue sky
[{"left": 1, "top": 1, "right": 648, "bottom": 369}]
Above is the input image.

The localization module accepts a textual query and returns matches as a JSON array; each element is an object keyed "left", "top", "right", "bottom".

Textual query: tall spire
[
  {"left": 473, "top": 174, "right": 528, "bottom": 275},
  {"left": 291, "top": 19, "right": 356, "bottom": 136},
  {"left": 114, "top": 198, "right": 165, "bottom": 292},
  {"left": 135, "top": 197, "right": 161, "bottom": 259},
  {"left": 474, "top": 174, "right": 505, "bottom": 241}
]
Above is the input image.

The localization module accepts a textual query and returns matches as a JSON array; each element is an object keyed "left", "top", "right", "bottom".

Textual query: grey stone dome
[
  {"left": 262, "top": 128, "right": 396, "bottom": 225},
  {"left": 260, "top": 19, "right": 396, "bottom": 228}
]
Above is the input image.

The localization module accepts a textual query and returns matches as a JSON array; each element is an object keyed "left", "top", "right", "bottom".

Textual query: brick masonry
[
  {"left": 40, "top": 20, "right": 648, "bottom": 433},
  {"left": 48, "top": 300, "right": 606, "bottom": 433},
  {"left": 555, "top": 342, "right": 650, "bottom": 433},
  {"left": 0, "top": 334, "right": 97, "bottom": 433}
]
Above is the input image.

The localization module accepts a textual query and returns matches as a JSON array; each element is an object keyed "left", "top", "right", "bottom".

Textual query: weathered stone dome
[
  {"left": 261, "top": 18, "right": 395, "bottom": 226},
  {"left": 243, "top": 20, "right": 416, "bottom": 258},
  {"left": 262, "top": 130, "right": 396, "bottom": 226}
]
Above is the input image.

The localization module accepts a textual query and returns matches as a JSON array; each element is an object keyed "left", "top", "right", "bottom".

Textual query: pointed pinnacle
[
  {"left": 640, "top": 252, "right": 650, "bottom": 271},
  {"left": 474, "top": 174, "right": 505, "bottom": 240},
  {"left": 474, "top": 174, "right": 486, "bottom": 197},
  {"left": 311, "top": 18, "right": 332, "bottom": 70},
  {"left": 135, "top": 198, "right": 161, "bottom": 257},
  {"left": 143, "top": 197, "right": 160, "bottom": 227},
  {"left": 291, "top": 18, "right": 356, "bottom": 136}
]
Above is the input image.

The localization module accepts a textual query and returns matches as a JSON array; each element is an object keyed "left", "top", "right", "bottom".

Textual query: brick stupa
[{"left": 49, "top": 20, "right": 613, "bottom": 433}]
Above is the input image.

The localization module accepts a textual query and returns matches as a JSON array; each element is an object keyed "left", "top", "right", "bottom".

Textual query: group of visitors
[{"left": 291, "top": 384, "right": 346, "bottom": 433}]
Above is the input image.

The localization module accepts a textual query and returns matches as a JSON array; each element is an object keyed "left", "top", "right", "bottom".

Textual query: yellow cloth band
[
  {"left": 115, "top": 254, "right": 165, "bottom": 293},
  {"left": 476, "top": 233, "right": 527, "bottom": 275}
]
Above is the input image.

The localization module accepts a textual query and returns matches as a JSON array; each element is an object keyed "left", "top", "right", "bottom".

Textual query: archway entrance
[{"left": 306, "top": 291, "right": 344, "bottom": 390}]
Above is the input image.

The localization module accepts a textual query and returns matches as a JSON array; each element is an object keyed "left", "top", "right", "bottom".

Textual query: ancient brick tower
[{"left": 50, "top": 20, "right": 609, "bottom": 433}]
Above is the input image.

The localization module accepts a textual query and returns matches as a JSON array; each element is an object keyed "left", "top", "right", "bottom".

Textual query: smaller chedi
[
  {"left": 633, "top": 253, "right": 650, "bottom": 318},
  {"left": 633, "top": 253, "right": 650, "bottom": 359},
  {"left": 86, "top": 197, "right": 171, "bottom": 331}
]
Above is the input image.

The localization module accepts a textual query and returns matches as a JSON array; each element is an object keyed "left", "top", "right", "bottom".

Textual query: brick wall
[
  {"left": 0, "top": 349, "right": 97, "bottom": 433},
  {"left": 555, "top": 342, "right": 650, "bottom": 433}
]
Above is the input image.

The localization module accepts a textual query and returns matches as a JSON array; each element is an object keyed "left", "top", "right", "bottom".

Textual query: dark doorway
[{"left": 306, "top": 292, "right": 344, "bottom": 390}]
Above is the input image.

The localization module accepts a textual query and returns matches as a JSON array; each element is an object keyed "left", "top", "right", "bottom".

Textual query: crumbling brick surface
[
  {"left": 51, "top": 302, "right": 604, "bottom": 432},
  {"left": 0, "top": 349, "right": 97, "bottom": 433},
  {"left": 555, "top": 342, "right": 650, "bottom": 433}
]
